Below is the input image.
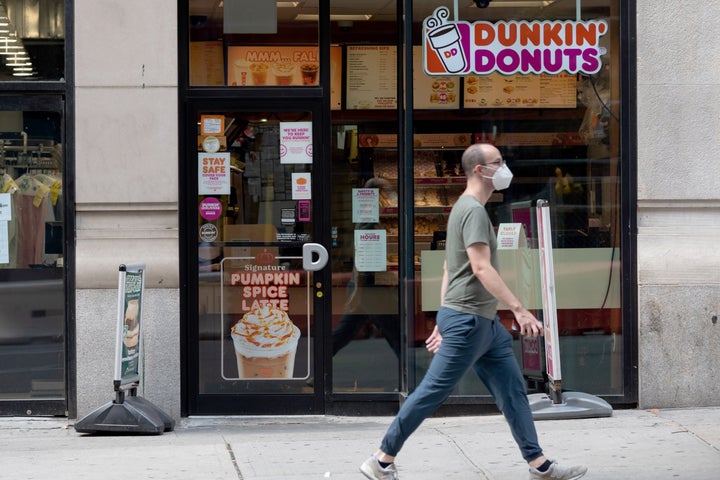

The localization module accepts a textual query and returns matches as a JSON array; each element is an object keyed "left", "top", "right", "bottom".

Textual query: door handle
[{"left": 302, "top": 243, "right": 329, "bottom": 271}]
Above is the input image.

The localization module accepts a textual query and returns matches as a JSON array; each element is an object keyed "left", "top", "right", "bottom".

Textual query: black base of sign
[{"left": 74, "top": 394, "right": 175, "bottom": 435}]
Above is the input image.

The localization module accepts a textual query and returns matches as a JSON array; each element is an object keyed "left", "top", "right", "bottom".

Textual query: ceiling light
[
  {"left": 295, "top": 14, "right": 372, "bottom": 21},
  {"left": 5, "top": 56, "right": 30, "bottom": 66},
  {"left": 12, "top": 71, "right": 35, "bottom": 77},
  {"left": 277, "top": 2, "right": 300, "bottom": 7}
]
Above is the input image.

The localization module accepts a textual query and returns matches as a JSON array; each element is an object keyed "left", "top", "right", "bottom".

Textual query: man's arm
[{"left": 466, "top": 242, "right": 543, "bottom": 337}]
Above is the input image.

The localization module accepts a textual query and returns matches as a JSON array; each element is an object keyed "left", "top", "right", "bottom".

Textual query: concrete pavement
[{"left": 1, "top": 407, "right": 720, "bottom": 479}]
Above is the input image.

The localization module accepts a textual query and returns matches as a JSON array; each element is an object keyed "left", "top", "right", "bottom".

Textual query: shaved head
[{"left": 461, "top": 143, "right": 502, "bottom": 176}]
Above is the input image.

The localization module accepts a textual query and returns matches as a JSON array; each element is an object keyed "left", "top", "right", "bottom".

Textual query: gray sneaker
[
  {"left": 360, "top": 455, "right": 399, "bottom": 480},
  {"left": 529, "top": 460, "right": 587, "bottom": 480}
]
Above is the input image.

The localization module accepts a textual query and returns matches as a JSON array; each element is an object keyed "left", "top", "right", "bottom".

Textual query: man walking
[{"left": 360, "top": 143, "right": 587, "bottom": 480}]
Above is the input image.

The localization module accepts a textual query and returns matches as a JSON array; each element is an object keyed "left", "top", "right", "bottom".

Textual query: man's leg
[
  {"left": 379, "top": 308, "right": 494, "bottom": 456},
  {"left": 472, "top": 317, "right": 543, "bottom": 462}
]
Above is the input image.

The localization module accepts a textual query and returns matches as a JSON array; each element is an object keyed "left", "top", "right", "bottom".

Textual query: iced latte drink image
[
  {"left": 231, "top": 304, "right": 300, "bottom": 379},
  {"left": 124, "top": 299, "right": 139, "bottom": 350},
  {"left": 272, "top": 62, "right": 296, "bottom": 85},
  {"left": 249, "top": 63, "right": 268, "bottom": 85}
]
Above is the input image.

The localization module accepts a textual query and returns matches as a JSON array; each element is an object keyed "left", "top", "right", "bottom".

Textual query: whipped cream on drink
[{"left": 231, "top": 304, "right": 300, "bottom": 378}]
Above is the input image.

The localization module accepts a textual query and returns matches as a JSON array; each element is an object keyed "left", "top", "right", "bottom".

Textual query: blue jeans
[{"left": 380, "top": 306, "right": 543, "bottom": 462}]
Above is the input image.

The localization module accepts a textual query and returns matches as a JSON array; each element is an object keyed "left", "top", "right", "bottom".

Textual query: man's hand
[
  {"left": 514, "top": 309, "right": 544, "bottom": 337},
  {"left": 425, "top": 325, "right": 443, "bottom": 354}
]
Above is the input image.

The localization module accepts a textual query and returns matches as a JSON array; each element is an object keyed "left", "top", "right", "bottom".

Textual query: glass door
[{"left": 186, "top": 101, "right": 330, "bottom": 415}]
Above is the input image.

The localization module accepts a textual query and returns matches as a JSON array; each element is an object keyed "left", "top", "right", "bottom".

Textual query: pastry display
[
  {"left": 414, "top": 215, "right": 444, "bottom": 235},
  {"left": 379, "top": 188, "right": 398, "bottom": 208},
  {"left": 413, "top": 150, "right": 440, "bottom": 177},
  {"left": 373, "top": 153, "right": 398, "bottom": 179},
  {"left": 415, "top": 187, "right": 444, "bottom": 206}
]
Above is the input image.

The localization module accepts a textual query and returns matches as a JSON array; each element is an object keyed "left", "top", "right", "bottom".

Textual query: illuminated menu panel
[
  {"left": 346, "top": 46, "right": 398, "bottom": 110},
  {"left": 464, "top": 72, "right": 577, "bottom": 109}
]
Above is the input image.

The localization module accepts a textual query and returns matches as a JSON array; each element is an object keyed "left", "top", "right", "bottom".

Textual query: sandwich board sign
[
  {"left": 528, "top": 201, "right": 612, "bottom": 420},
  {"left": 75, "top": 264, "right": 174, "bottom": 434}
]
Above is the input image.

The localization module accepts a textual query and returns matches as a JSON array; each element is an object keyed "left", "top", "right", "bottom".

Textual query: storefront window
[
  {"left": 412, "top": 1, "right": 623, "bottom": 397},
  {"left": 329, "top": 2, "right": 400, "bottom": 394},
  {"left": 188, "top": 0, "right": 319, "bottom": 87},
  {"left": 182, "top": 0, "right": 630, "bottom": 415},
  {"left": 0, "top": 0, "right": 65, "bottom": 81},
  {"left": 0, "top": 106, "right": 65, "bottom": 402}
]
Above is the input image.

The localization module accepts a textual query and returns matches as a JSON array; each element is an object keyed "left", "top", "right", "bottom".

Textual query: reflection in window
[{"left": 0, "top": 1, "right": 65, "bottom": 81}]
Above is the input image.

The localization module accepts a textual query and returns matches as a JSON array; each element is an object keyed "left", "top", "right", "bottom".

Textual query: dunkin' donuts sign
[{"left": 423, "top": 6, "right": 607, "bottom": 76}]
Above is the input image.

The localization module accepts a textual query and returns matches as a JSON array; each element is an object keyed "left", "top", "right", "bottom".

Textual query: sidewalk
[{"left": 1, "top": 407, "right": 720, "bottom": 479}]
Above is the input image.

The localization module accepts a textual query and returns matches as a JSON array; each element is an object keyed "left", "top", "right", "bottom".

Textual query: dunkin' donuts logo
[{"left": 423, "top": 6, "right": 607, "bottom": 76}]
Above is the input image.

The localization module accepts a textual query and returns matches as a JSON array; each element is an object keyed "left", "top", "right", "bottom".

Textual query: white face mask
[{"left": 483, "top": 163, "right": 514, "bottom": 190}]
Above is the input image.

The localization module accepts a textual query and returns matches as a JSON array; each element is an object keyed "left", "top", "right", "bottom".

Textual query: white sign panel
[
  {"left": 0, "top": 193, "right": 11, "bottom": 221},
  {"left": 354, "top": 229, "right": 387, "bottom": 272},
  {"left": 422, "top": 6, "right": 607, "bottom": 76},
  {"left": 536, "top": 200, "right": 562, "bottom": 383},
  {"left": 291, "top": 172, "right": 312, "bottom": 200},
  {"left": 198, "top": 152, "right": 231, "bottom": 195},
  {"left": 280, "top": 121, "right": 313, "bottom": 164},
  {"left": 0, "top": 194, "right": 11, "bottom": 264},
  {"left": 352, "top": 188, "right": 379, "bottom": 224},
  {"left": 497, "top": 223, "right": 527, "bottom": 250},
  {"left": 0, "top": 221, "right": 8, "bottom": 264}
]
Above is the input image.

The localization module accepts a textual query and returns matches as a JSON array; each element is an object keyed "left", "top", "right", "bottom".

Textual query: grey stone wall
[
  {"left": 73, "top": 0, "right": 180, "bottom": 418},
  {"left": 636, "top": 2, "right": 720, "bottom": 407},
  {"left": 75, "top": 289, "right": 180, "bottom": 419}
]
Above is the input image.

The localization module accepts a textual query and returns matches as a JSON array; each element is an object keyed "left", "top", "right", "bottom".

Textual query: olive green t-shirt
[{"left": 443, "top": 194, "right": 498, "bottom": 318}]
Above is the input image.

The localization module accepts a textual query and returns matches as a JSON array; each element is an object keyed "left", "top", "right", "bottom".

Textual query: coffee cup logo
[{"left": 425, "top": 7, "right": 467, "bottom": 74}]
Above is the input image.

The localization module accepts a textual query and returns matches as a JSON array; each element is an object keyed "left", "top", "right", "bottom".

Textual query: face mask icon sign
[{"left": 425, "top": 7, "right": 467, "bottom": 74}]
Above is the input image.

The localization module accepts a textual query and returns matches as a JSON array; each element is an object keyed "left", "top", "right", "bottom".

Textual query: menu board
[
  {"left": 476, "top": 132, "right": 586, "bottom": 146},
  {"left": 346, "top": 46, "right": 397, "bottom": 110},
  {"left": 190, "top": 41, "right": 225, "bottom": 86},
  {"left": 227, "top": 46, "right": 320, "bottom": 86},
  {"left": 538, "top": 74, "right": 577, "bottom": 107},
  {"left": 413, "top": 46, "right": 459, "bottom": 109},
  {"left": 464, "top": 72, "right": 577, "bottom": 109}
]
